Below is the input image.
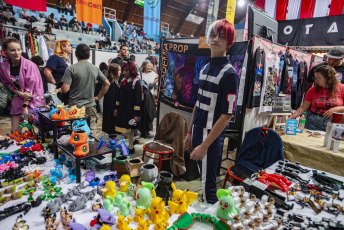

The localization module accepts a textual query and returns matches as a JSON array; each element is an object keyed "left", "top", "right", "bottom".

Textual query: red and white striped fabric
[
  {"left": 329, "top": 0, "right": 344, "bottom": 16},
  {"left": 255, "top": 0, "right": 266, "bottom": 9},
  {"left": 264, "top": 0, "right": 277, "bottom": 19},
  {"left": 276, "top": 0, "right": 288, "bottom": 21},
  {"left": 287, "top": 0, "right": 302, "bottom": 19},
  {"left": 299, "top": 0, "right": 316, "bottom": 19},
  {"left": 313, "top": 0, "right": 331, "bottom": 17}
]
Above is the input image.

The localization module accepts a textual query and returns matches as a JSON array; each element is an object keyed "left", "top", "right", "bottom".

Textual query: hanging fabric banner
[
  {"left": 329, "top": 0, "right": 344, "bottom": 16},
  {"left": 205, "top": 0, "right": 220, "bottom": 35},
  {"left": 6, "top": 0, "right": 46, "bottom": 12},
  {"left": 276, "top": 0, "right": 288, "bottom": 21},
  {"left": 225, "top": 0, "right": 236, "bottom": 25},
  {"left": 299, "top": 0, "right": 316, "bottom": 19},
  {"left": 159, "top": 40, "right": 248, "bottom": 112},
  {"left": 313, "top": 0, "right": 331, "bottom": 17},
  {"left": 255, "top": 0, "right": 266, "bottom": 9},
  {"left": 76, "top": 0, "right": 102, "bottom": 25},
  {"left": 143, "top": 0, "right": 161, "bottom": 38},
  {"left": 287, "top": 0, "right": 301, "bottom": 20},
  {"left": 278, "top": 14, "right": 344, "bottom": 46},
  {"left": 264, "top": 0, "right": 277, "bottom": 19}
]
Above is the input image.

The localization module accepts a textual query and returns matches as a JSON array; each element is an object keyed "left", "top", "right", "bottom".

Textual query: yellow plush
[
  {"left": 119, "top": 174, "right": 132, "bottom": 192},
  {"left": 168, "top": 182, "right": 198, "bottom": 214},
  {"left": 101, "top": 181, "right": 117, "bottom": 198}
]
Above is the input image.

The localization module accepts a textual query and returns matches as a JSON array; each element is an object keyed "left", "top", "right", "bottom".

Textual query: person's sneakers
[{"left": 129, "top": 147, "right": 135, "bottom": 154}]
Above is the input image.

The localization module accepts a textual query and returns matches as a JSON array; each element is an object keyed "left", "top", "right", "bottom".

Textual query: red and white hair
[{"left": 206, "top": 19, "right": 235, "bottom": 49}]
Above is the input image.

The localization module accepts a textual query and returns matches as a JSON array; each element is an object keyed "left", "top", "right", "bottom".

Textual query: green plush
[{"left": 216, "top": 189, "right": 237, "bottom": 221}]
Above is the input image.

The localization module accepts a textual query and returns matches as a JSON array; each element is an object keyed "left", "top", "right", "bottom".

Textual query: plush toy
[
  {"left": 149, "top": 189, "right": 170, "bottom": 224},
  {"left": 119, "top": 174, "right": 132, "bottom": 192},
  {"left": 216, "top": 189, "right": 238, "bottom": 221},
  {"left": 168, "top": 182, "right": 198, "bottom": 214},
  {"left": 119, "top": 198, "right": 131, "bottom": 217},
  {"left": 68, "top": 105, "right": 86, "bottom": 119},
  {"left": 116, "top": 212, "right": 133, "bottom": 230},
  {"left": 135, "top": 181, "right": 154, "bottom": 209},
  {"left": 51, "top": 104, "right": 69, "bottom": 126},
  {"left": 133, "top": 207, "right": 147, "bottom": 223},
  {"left": 68, "top": 130, "right": 89, "bottom": 157},
  {"left": 135, "top": 219, "right": 152, "bottom": 230},
  {"left": 101, "top": 181, "right": 117, "bottom": 199}
]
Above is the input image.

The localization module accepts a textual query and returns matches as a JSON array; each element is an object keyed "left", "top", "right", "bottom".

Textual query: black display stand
[{"left": 38, "top": 111, "right": 116, "bottom": 183}]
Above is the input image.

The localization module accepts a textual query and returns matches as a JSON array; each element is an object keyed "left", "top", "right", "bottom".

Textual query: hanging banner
[
  {"left": 159, "top": 40, "right": 248, "bottom": 112},
  {"left": 225, "top": 0, "right": 236, "bottom": 25},
  {"left": 144, "top": 0, "right": 161, "bottom": 38},
  {"left": 205, "top": 0, "right": 220, "bottom": 35},
  {"left": 6, "top": 0, "right": 46, "bottom": 12},
  {"left": 76, "top": 0, "right": 102, "bottom": 25},
  {"left": 278, "top": 14, "right": 344, "bottom": 46}
]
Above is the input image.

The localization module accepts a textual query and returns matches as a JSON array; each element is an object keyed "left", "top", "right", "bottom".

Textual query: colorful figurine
[
  {"left": 68, "top": 130, "right": 89, "bottom": 157},
  {"left": 103, "top": 196, "right": 115, "bottom": 213},
  {"left": 127, "top": 183, "right": 136, "bottom": 197},
  {"left": 135, "top": 182, "right": 154, "bottom": 209},
  {"left": 216, "top": 189, "right": 238, "bottom": 221},
  {"left": 90, "top": 209, "right": 117, "bottom": 230},
  {"left": 257, "top": 169, "right": 292, "bottom": 192},
  {"left": 119, "top": 199, "right": 131, "bottom": 217},
  {"left": 72, "top": 119, "right": 90, "bottom": 136},
  {"left": 12, "top": 215, "right": 29, "bottom": 230},
  {"left": 116, "top": 211, "right": 133, "bottom": 230},
  {"left": 69, "top": 106, "right": 86, "bottom": 119},
  {"left": 85, "top": 168, "right": 100, "bottom": 188},
  {"left": 99, "top": 224, "right": 112, "bottom": 230},
  {"left": 60, "top": 207, "right": 73, "bottom": 229},
  {"left": 135, "top": 219, "right": 152, "bottom": 230},
  {"left": 101, "top": 181, "right": 118, "bottom": 198},
  {"left": 45, "top": 213, "right": 60, "bottom": 230},
  {"left": 168, "top": 182, "right": 198, "bottom": 214},
  {"left": 154, "top": 218, "right": 169, "bottom": 230},
  {"left": 119, "top": 174, "right": 132, "bottom": 192},
  {"left": 114, "top": 192, "right": 125, "bottom": 207},
  {"left": 67, "top": 220, "right": 88, "bottom": 230},
  {"left": 149, "top": 189, "right": 170, "bottom": 224},
  {"left": 133, "top": 207, "right": 147, "bottom": 223},
  {"left": 51, "top": 104, "right": 69, "bottom": 126}
]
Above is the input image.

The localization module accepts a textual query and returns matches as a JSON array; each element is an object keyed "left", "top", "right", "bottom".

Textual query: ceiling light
[{"left": 238, "top": 0, "right": 245, "bottom": 7}]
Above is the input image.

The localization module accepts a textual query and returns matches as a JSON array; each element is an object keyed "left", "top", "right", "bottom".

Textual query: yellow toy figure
[
  {"left": 135, "top": 219, "right": 152, "bottom": 230},
  {"left": 68, "top": 105, "right": 86, "bottom": 118},
  {"left": 149, "top": 190, "right": 170, "bottom": 224},
  {"left": 100, "top": 224, "right": 112, "bottom": 230},
  {"left": 101, "top": 181, "right": 117, "bottom": 198},
  {"left": 116, "top": 211, "right": 133, "bottom": 230},
  {"left": 154, "top": 218, "right": 169, "bottom": 230},
  {"left": 168, "top": 182, "right": 198, "bottom": 214},
  {"left": 133, "top": 207, "right": 147, "bottom": 223},
  {"left": 119, "top": 174, "right": 132, "bottom": 192}
]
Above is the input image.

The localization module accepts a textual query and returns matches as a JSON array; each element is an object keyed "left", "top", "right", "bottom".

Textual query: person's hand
[
  {"left": 134, "top": 116, "right": 139, "bottom": 122},
  {"left": 184, "top": 133, "right": 192, "bottom": 151},
  {"left": 20, "top": 92, "right": 33, "bottom": 101},
  {"left": 22, "top": 107, "right": 28, "bottom": 119},
  {"left": 323, "top": 107, "right": 338, "bottom": 119},
  {"left": 94, "top": 96, "right": 99, "bottom": 101},
  {"left": 114, "top": 109, "right": 118, "bottom": 116},
  {"left": 190, "top": 144, "right": 208, "bottom": 161},
  {"left": 52, "top": 88, "right": 61, "bottom": 94}
]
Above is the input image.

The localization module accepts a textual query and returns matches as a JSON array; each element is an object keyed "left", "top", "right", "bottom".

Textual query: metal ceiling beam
[
  {"left": 174, "top": 0, "right": 199, "bottom": 33},
  {"left": 195, "top": 19, "right": 206, "bottom": 37},
  {"left": 123, "top": 0, "right": 136, "bottom": 22}
]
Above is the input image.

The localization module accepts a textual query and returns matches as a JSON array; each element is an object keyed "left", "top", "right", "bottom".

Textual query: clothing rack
[{"left": 0, "top": 24, "right": 57, "bottom": 40}]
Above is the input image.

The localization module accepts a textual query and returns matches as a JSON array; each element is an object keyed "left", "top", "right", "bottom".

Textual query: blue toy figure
[
  {"left": 96, "top": 135, "right": 129, "bottom": 155},
  {"left": 73, "top": 119, "right": 91, "bottom": 136}
]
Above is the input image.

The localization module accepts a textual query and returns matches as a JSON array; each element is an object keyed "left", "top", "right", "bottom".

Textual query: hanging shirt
[
  {"left": 281, "top": 52, "right": 294, "bottom": 94},
  {"left": 37, "top": 36, "right": 49, "bottom": 64},
  {"left": 251, "top": 49, "right": 265, "bottom": 107},
  {"left": 291, "top": 60, "right": 300, "bottom": 109},
  {"left": 297, "top": 61, "right": 308, "bottom": 108}
]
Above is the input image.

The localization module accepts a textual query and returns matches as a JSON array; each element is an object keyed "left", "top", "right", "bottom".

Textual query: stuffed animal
[
  {"left": 149, "top": 189, "right": 170, "bottom": 224},
  {"left": 168, "top": 182, "right": 198, "bottom": 214},
  {"left": 216, "top": 189, "right": 238, "bottom": 221}
]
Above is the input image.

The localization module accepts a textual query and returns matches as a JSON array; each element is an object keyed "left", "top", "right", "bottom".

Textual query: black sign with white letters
[{"left": 278, "top": 15, "right": 344, "bottom": 46}]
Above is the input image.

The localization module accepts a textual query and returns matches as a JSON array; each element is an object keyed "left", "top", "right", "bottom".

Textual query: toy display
[
  {"left": 216, "top": 189, "right": 238, "bottom": 220},
  {"left": 135, "top": 181, "right": 154, "bottom": 209},
  {"left": 149, "top": 189, "right": 170, "bottom": 224},
  {"left": 136, "top": 219, "right": 152, "bottom": 230},
  {"left": 68, "top": 130, "right": 89, "bottom": 157},
  {"left": 90, "top": 209, "right": 116, "bottom": 230},
  {"left": 116, "top": 212, "right": 133, "bottom": 230},
  {"left": 119, "top": 174, "right": 132, "bottom": 192},
  {"left": 101, "top": 180, "right": 117, "bottom": 198},
  {"left": 68, "top": 105, "right": 86, "bottom": 119},
  {"left": 51, "top": 104, "right": 69, "bottom": 126},
  {"left": 168, "top": 182, "right": 198, "bottom": 214},
  {"left": 12, "top": 214, "right": 29, "bottom": 230}
]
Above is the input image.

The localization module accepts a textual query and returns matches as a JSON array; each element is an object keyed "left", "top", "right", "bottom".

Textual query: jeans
[{"left": 305, "top": 110, "right": 331, "bottom": 132}]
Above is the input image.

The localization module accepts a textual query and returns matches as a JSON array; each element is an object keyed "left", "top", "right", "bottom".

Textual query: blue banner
[{"left": 144, "top": 0, "right": 161, "bottom": 38}]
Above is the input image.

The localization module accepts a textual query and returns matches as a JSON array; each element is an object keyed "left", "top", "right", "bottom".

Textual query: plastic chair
[{"left": 222, "top": 127, "right": 284, "bottom": 188}]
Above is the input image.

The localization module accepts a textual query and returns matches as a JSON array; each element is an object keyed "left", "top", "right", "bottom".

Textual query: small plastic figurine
[
  {"left": 90, "top": 209, "right": 117, "bottom": 230},
  {"left": 133, "top": 207, "right": 147, "bottom": 223},
  {"left": 254, "top": 218, "right": 262, "bottom": 230},
  {"left": 69, "top": 106, "right": 86, "bottom": 119},
  {"left": 216, "top": 189, "right": 238, "bottom": 220},
  {"left": 119, "top": 199, "right": 131, "bottom": 217},
  {"left": 45, "top": 213, "right": 60, "bottom": 230},
  {"left": 149, "top": 190, "right": 170, "bottom": 224},
  {"left": 116, "top": 211, "right": 133, "bottom": 230},
  {"left": 12, "top": 215, "right": 29, "bottom": 230},
  {"left": 243, "top": 211, "right": 251, "bottom": 227},
  {"left": 67, "top": 220, "right": 88, "bottom": 230},
  {"left": 135, "top": 219, "right": 152, "bottom": 230},
  {"left": 51, "top": 104, "right": 69, "bottom": 126},
  {"left": 135, "top": 182, "right": 154, "bottom": 209},
  {"left": 60, "top": 207, "right": 73, "bottom": 229},
  {"left": 68, "top": 196, "right": 87, "bottom": 212},
  {"left": 72, "top": 119, "right": 90, "bottom": 137},
  {"left": 68, "top": 130, "right": 89, "bottom": 157},
  {"left": 99, "top": 224, "right": 112, "bottom": 230},
  {"left": 103, "top": 196, "right": 115, "bottom": 213},
  {"left": 119, "top": 174, "right": 132, "bottom": 192},
  {"left": 101, "top": 181, "right": 117, "bottom": 198},
  {"left": 154, "top": 218, "right": 169, "bottom": 230},
  {"left": 257, "top": 170, "right": 291, "bottom": 192},
  {"left": 168, "top": 182, "right": 198, "bottom": 214},
  {"left": 114, "top": 192, "right": 125, "bottom": 207},
  {"left": 127, "top": 183, "right": 136, "bottom": 197}
]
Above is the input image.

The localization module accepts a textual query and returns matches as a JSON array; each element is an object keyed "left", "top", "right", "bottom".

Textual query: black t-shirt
[
  {"left": 10, "top": 62, "right": 21, "bottom": 90},
  {"left": 307, "top": 62, "right": 344, "bottom": 83},
  {"left": 45, "top": 55, "right": 69, "bottom": 83}
]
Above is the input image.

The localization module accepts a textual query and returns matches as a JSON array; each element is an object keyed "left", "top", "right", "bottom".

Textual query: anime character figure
[
  {"left": 127, "top": 183, "right": 136, "bottom": 197},
  {"left": 90, "top": 209, "right": 116, "bottom": 230},
  {"left": 116, "top": 212, "right": 133, "bottom": 230},
  {"left": 119, "top": 199, "right": 131, "bottom": 217},
  {"left": 168, "top": 182, "right": 198, "bottom": 214},
  {"left": 119, "top": 174, "right": 132, "bottom": 192},
  {"left": 60, "top": 207, "right": 73, "bottom": 229},
  {"left": 149, "top": 190, "right": 170, "bottom": 224},
  {"left": 12, "top": 215, "right": 29, "bottom": 230},
  {"left": 45, "top": 213, "right": 60, "bottom": 230},
  {"left": 154, "top": 217, "right": 169, "bottom": 230},
  {"left": 216, "top": 189, "right": 237, "bottom": 221},
  {"left": 135, "top": 182, "right": 154, "bottom": 209},
  {"left": 135, "top": 219, "right": 152, "bottom": 230},
  {"left": 72, "top": 119, "right": 90, "bottom": 137},
  {"left": 101, "top": 181, "right": 117, "bottom": 198},
  {"left": 133, "top": 207, "right": 146, "bottom": 223},
  {"left": 68, "top": 105, "right": 86, "bottom": 119},
  {"left": 68, "top": 130, "right": 89, "bottom": 157},
  {"left": 257, "top": 169, "right": 291, "bottom": 192},
  {"left": 51, "top": 104, "right": 69, "bottom": 126},
  {"left": 103, "top": 196, "right": 115, "bottom": 213}
]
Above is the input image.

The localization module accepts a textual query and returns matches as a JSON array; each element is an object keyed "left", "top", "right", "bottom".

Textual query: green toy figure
[
  {"left": 114, "top": 192, "right": 125, "bottom": 207},
  {"left": 135, "top": 181, "right": 154, "bottom": 209},
  {"left": 103, "top": 196, "right": 115, "bottom": 213},
  {"left": 127, "top": 183, "right": 136, "bottom": 197},
  {"left": 216, "top": 189, "right": 238, "bottom": 221},
  {"left": 119, "top": 199, "right": 131, "bottom": 216}
]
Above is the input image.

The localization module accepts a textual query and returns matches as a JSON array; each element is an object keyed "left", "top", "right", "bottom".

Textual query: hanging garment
[
  {"left": 27, "top": 33, "right": 35, "bottom": 57},
  {"left": 291, "top": 59, "right": 300, "bottom": 109},
  {"left": 329, "top": 0, "right": 344, "bottom": 16},
  {"left": 259, "top": 51, "right": 279, "bottom": 113},
  {"left": 313, "top": 0, "right": 331, "bottom": 17},
  {"left": 20, "top": 34, "right": 26, "bottom": 53},
  {"left": 32, "top": 35, "right": 39, "bottom": 56},
  {"left": 300, "top": 0, "right": 316, "bottom": 19},
  {"left": 275, "top": 51, "right": 285, "bottom": 95},
  {"left": 297, "top": 61, "right": 308, "bottom": 108},
  {"left": 37, "top": 36, "right": 49, "bottom": 64},
  {"left": 264, "top": 0, "right": 277, "bottom": 19},
  {"left": 287, "top": 0, "right": 302, "bottom": 19},
  {"left": 281, "top": 52, "right": 294, "bottom": 95},
  {"left": 276, "top": 0, "right": 288, "bottom": 21},
  {"left": 248, "top": 47, "right": 265, "bottom": 108}
]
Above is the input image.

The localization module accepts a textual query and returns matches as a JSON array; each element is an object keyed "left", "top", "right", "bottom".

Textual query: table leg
[
  {"left": 38, "top": 113, "right": 45, "bottom": 143},
  {"left": 76, "top": 158, "right": 81, "bottom": 183},
  {"left": 111, "top": 149, "right": 116, "bottom": 171},
  {"left": 158, "top": 155, "right": 162, "bottom": 176},
  {"left": 53, "top": 123, "right": 58, "bottom": 159},
  {"left": 142, "top": 150, "right": 145, "bottom": 161}
]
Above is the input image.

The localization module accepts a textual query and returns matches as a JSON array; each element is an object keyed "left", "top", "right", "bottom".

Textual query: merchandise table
[{"left": 281, "top": 131, "right": 344, "bottom": 176}]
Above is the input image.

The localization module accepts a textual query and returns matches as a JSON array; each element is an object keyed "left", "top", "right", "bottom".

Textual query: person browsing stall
[
  {"left": 61, "top": 44, "right": 110, "bottom": 136},
  {"left": 184, "top": 19, "right": 238, "bottom": 204},
  {"left": 111, "top": 44, "right": 129, "bottom": 67},
  {"left": 290, "top": 65, "right": 344, "bottom": 131}
]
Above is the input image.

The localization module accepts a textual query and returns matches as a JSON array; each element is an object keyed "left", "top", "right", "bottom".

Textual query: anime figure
[
  {"left": 154, "top": 218, "right": 169, "bottom": 230},
  {"left": 216, "top": 189, "right": 238, "bottom": 221},
  {"left": 257, "top": 169, "right": 291, "bottom": 192},
  {"left": 127, "top": 183, "right": 136, "bottom": 197},
  {"left": 45, "top": 213, "right": 60, "bottom": 230},
  {"left": 149, "top": 189, "right": 170, "bottom": 224},
  {"left": 103, "top": 196, "right": 115, "bottom": 213},
  {"left": 135, "top": 219, "right": 152, "bottom": 230},
  {"left": 67, "top": 220, "right": 88, "bottom": 230},
  {"left": 114, "top": 192, "right": 125, "bottom": 207},
  {"left": 68, "top": 130, "right": 89, "bottom": 157},
  {"left": 119, "top": 174, "right": 132, "bottom": 192},
  {"left": 90, "top": 209, "right": 116, "bottom": 230},
  {"left": 101, "top": 181, "right": 117, "bottom": 198},
  {"left": 168, "top": 182, "right": 198, "bottom": 214},
  {"left": 12, "top": 215, "right": 29, "bottom": 230},
  {"left": 51, "top": 104, "right": 69, "bottom": 126},
  {"left": 116, "top": 212, "right": 133, "bottom": 230},
  {"left": 119, "top": 199, "right": 131, "bottom": 217},
  {"left": 72, "top": 119, "right": 90, "bottom": 137},
  {"left": 133, "top": 207, "right": 147, "bottom": 223},
  {"left": 69, "top": 105, "right": 86, "bottom": 119},
  {"left": 99, "top": 224, "right": 112, "bottom": 230},
  {"left": 60, "top": 207, "right": 73, "bottom": 229},
  {"left": 135, "top": 182, "right": 154, "bottom": 209}
]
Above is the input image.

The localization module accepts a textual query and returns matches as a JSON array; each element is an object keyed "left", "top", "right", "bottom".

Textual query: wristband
[{"left": 187, "top": 131, "right": 192, "bottom": 134}]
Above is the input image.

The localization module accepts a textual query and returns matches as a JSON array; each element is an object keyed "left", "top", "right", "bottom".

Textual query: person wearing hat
[{"left": 306, "top": 46, "right": 344, "bottom": 92}]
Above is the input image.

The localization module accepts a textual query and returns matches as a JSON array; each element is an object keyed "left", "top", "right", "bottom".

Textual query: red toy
[{"left": 257, "top": 169, "right": 292, "bottom": 192}]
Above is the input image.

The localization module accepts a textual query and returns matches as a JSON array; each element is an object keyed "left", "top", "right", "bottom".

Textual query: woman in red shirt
[{"left": 290, "top": 65, "right": 344, "bottom": 131}]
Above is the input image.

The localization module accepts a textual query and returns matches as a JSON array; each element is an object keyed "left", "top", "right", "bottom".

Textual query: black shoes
[{"left": 129, "top": 148, "right": 135, "bottom": 154}]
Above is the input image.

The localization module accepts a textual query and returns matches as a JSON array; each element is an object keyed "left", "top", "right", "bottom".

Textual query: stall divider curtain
[
  {"left": 299, "top": 0, "right": 316, "bottom": 18},
  {"left": 287, "top": 0, "right": 301, "bottom": 19},
  {"left": 313, "top": 0, "right": 331, "bottom": 17},
  {"left": 329, "top": 0, "right": 344, "bottom": 16},
  {"left": 276, "top": 0, "right": 288, "bottom": 21}
]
